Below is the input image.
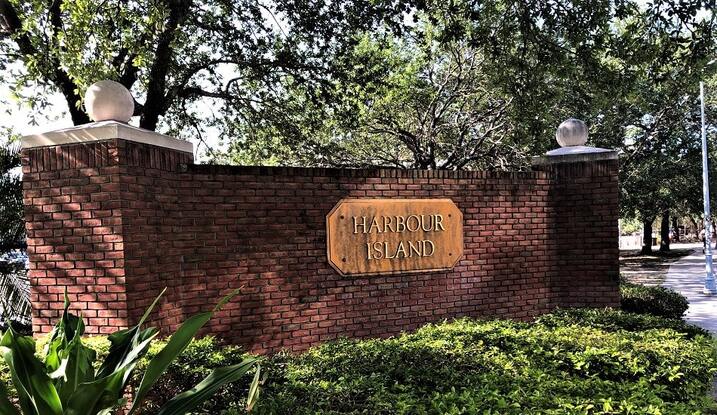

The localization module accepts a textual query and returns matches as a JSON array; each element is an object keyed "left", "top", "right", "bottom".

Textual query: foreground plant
[{"left": 0, "top": 288, "right": 261, "bottom": 415}]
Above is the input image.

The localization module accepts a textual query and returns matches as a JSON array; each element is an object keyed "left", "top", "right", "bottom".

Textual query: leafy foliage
[
  {"left": 0, "top": 0, "right": 409, "bottom": 131},
  {"left": 3, "top": 1, "right": 717, "bottom": 172},
  {"left": 620, "top": 282, "right": 690, "bottom": 319},
  {"left": 252, "top": 315, "right": 717, "bottom": 414},
  {"left": 238, "top": 32, "right": 520, "bottom": 170},
  {"left": 537, "top": 307, "right": 708, "bottom": 338},
  {"left": 2, "top": 310, "right": 715, "bottom": 414},
  {"left": 136, "top": 337, "right": 259, "bottom": 414},
  {"left": 0, "top": 289, "right": 261, "bottom": 415}
]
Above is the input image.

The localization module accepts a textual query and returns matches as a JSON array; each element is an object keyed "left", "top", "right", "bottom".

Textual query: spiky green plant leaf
[
  {"left": 0, "top": 287, "right": 261, "bottom": 415},
  {"left": 129, "top": 287, "right": 243, "bottom": 414},
  {"left": 42, "top": 292, "right": 96, "bottom": 406},
  {"left": 0, "top": 377, "right": 20, "bottom": 415},
  {"left": 156, "top": 357, "right": 261, "bottom": 415},
  {"left": 0, "top": 329, "right": 62, "bottom": 415}
]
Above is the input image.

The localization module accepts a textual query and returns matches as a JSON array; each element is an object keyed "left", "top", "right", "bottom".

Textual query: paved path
[{"left": 663, "top": 244, "right": 717, "bottom": 333}]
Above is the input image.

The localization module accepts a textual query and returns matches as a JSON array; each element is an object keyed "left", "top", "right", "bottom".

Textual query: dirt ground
[{"left": 620, "top": 244, "right": 697, "bottom": 286}]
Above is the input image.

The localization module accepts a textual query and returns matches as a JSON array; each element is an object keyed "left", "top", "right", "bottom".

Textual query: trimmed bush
[
  {"left": 3, "top": 311, "right": 715, "bottom": 414},
  {"left": 537, "top": 307, "right": 709, "bottom": 338},
  {"left": 250, "top": 318, "right": 717, "bottom": 414},
  {"left": 620, "top": 282, "right": 689, "bottom": 319}
]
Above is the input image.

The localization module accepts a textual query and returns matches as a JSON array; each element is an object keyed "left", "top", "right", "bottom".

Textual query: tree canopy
[
  {"left": 2, "top": 0, "right": 717, "bottom": 241},
  {"left": 0, "top": 0, "right": 410, "bottom": 133}
]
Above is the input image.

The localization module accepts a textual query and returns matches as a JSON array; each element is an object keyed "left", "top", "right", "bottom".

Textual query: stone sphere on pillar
[
  {"left": 556, "top": 118, "right": 588, "bottom": 147},
  {"left": 84, "top": 80, "right": 134, "bottom": 123}
]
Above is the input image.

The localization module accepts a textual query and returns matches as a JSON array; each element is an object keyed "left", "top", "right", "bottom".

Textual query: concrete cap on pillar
[
  {"left": 84, "top": 80, "right": 134, "bottom": 123},
  {"left": 21, "top": 80, "right": 192, "bottom": 154}
]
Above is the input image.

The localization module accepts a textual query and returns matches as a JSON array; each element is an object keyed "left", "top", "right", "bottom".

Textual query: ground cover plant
[
  {"left": 2, "top": 308, "right": 714, "bottom": 414},
  {"left": 537, "top": 307, "right": 709, "bottom": 338},
  {"left": 251, "top": 314, "right": 717, "bottom": 415}
]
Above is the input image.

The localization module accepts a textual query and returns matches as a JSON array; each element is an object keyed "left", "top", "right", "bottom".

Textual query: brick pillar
[
  {"left": 532, "top": 149, "right": 621, "bottom": 308},
  {"left": 21, "top": 121, "right": 193, "bottom": 335}
]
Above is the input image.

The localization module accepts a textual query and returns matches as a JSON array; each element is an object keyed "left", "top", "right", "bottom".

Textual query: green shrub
[
  {"left": 135, "top": 336, "right": 257, "bottom": 414},
  {"left": 620, "top": 282, "right": 689, "bottom": 319},
  {"left": 4, "top": 312, "right": 715, "bottom": 414},
  {"left": 537, "top": 307, "right": 709, "bottom": 338},
  {"left": 250, "top": 318, "right": 717, "bottom": 414}
]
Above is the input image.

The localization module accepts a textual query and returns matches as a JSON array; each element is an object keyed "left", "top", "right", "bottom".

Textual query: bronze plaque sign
[{"left": 326, "top": 199, "right": 463, "bottom": 276}]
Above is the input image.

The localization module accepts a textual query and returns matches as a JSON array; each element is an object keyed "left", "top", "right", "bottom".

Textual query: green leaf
[
  {"left": 64, "top": 333, "right": 156, "bottom": 415},
  {"left": 156, "top": 357, "right": 261, "bottom": 415},
  {"left": 54, "top": 335, "right": 96, "bottom": 405},
  {"left": 245, "top": 364, "right": 262, "bottom": 412},
  {"left": 95, "top": 327, "right": 158, "bottom": 384},
  {"left": 0, "top": 329, "right": 63, "bottom": 415},
  {"left": 41, "top": 290, "right": 96, "bottom": 406},
  {"left": 96, "top": 288, "right": 166, "bottom": 380},
  {"left": 129, "top": 287, "right": 243, "bottom": 414},
  {"left": 127, "top": 313, "right": 212, "bottom": 414},
  {"left": 138, "top": 288, "right": 167, "bottom": 326},
  {"left": 63, "top": 367, "right": 128, "bottom": 415},
  {"left": 213, "top": 286, "right": 243, "bottom": 312},
  {"left": 44, "top": 290, "right": 84, "bottom": 374},
  {"left": 71, "top": 289, "right": 165, "bottom": 414},
  {"left": 0, "top": 378, "right": 20, "bottom": 415}
]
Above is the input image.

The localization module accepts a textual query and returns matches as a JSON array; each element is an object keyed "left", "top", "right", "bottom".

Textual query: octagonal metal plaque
[{"left": 326, "top": 199, "right": 463, "bottom": 276}]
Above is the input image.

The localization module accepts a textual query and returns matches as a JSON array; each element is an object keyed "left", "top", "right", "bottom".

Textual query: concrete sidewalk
[{"left": 663, "top": 244, "right": 717, "bottom": 333}]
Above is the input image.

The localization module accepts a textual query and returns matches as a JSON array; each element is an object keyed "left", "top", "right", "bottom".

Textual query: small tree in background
[
  {"left": 0, "top": 142, "right": 23, "bottom": 253},
  {"left": 0, "top": 140, "right": 29, "bottom": 327}
]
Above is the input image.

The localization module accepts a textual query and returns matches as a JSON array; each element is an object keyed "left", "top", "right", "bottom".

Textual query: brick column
[
  {"left": 532, "top": 149, "right": 621, "bottom": 308},
  {"left": 21, "top": 121, "right": 193, "bottom": 334}
]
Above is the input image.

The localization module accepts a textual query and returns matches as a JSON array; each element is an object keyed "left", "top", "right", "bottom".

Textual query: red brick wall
[
  {"left": 22, "top": 139, "right": 619, "bottom": 352},
  {"left": 22, "top": 141, "right": 128, "bottom": 334},
  {"left": 535, "top": 160, "right": 620, "bottom": 307}
]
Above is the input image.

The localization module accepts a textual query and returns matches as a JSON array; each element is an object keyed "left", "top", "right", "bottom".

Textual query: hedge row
[
  {"left": 1, "top": 288, "right": 713, "bottom": 414},
  {"left": 245, "top": 312, "right": 716, "bottom": 415},
  {"left": 23, "top": 308, "right": 706, "bottom": 415}
]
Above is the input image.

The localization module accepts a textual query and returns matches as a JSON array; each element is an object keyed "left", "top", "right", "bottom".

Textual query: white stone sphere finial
[
  {"left": 556, "top": 118, "right": 588, "bottom": 147},
  {"left": 84, "top": 80, "right": 134, "bottom": 123}
]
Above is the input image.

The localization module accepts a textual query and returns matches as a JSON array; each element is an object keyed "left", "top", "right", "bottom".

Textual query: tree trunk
[
  {"left": 671, "top": 217, "right": 680, "bottom": 242},
  {"left": 139, "top": 0, "right": 190, "bottom": 131},
  {"left": 660, "top": 211, "right": 670, "bottom": 252},
  {"left": 641, "top": 218, "right": 653, "bottom": 254}
]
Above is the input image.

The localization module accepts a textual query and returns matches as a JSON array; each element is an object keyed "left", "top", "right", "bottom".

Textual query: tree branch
[{"left": 1, "top": 0, "right": 89, "bottom": 124}]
